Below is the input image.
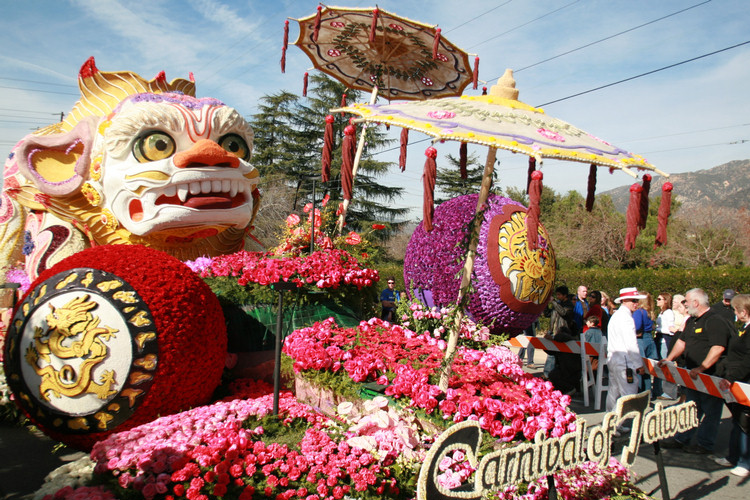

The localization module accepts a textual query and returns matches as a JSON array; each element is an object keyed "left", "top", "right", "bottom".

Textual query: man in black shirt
[{"left": 659, "top": 288, "right": 733, "bottom": 454}]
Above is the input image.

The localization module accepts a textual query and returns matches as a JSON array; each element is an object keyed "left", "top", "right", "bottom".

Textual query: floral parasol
[
  {"left": 291, "top": 5, "right": 475, "bottom": 100},
  {"left": 336, "top": 69, "right": 670, "bottom": 390},
  {"left": 336, "top": 69, "right": 665, "bottom": 173}
]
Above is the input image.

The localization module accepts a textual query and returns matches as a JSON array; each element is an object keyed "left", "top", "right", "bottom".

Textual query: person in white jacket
[{"left": 607, "top": 287, "right": 647, "bottom": 413}]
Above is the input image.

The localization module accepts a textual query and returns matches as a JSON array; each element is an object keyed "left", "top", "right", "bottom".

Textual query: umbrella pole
[
  {"left": 439, "top": 146, "right": 496, "bottom": 392},
  {"left": 337, "top": 86, "right": 379, "bottom": 233}
]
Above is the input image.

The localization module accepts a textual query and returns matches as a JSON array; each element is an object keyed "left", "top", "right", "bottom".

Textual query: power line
[
  {"left": 643, "top": 139, "right": 749, "bottom": 154},
  {"left": 444, "top": 0, "right": 514, "bottom": 34},
  {"left": 0, "top": 118, "right": 55, "bottom": 125},
  {"left": 469, "top": 0, "right": 581, "bottom": 49},
  {"left": 201, "top": 3, "right": 288, "bottom": 84},
  {"left": 0, "top": 76, "right": 76, "bottom": 88},
  {"left": 0, "top": 107, "right": 67, "bottom": 116},
  {"left": 512, "top": 0, "right": 712, "bottom": 74},
  {"left": 0, "top": 84, "right": 78, "bottom": 97},
  {"left": 536, "top": 39, "right": 750, "bottom": 107},
  {"left": 624, "top": 123, "right": 750, "bottom": 143}
]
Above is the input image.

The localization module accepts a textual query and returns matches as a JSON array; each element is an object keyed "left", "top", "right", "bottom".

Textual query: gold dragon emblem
[
  {"left": 496, "top": 211, "right": 556, "bottom": 305},
  {"left": 24, "top": 294, "right": 118, "bottom": 402}
]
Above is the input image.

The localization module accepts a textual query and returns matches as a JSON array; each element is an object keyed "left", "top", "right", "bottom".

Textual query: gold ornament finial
[{"left": 489, "top": 69, "right": 519, "bottom": 100}]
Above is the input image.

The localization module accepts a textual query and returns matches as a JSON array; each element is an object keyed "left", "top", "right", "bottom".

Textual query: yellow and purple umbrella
[{"left": 336, "top": 69, "right": 670, "bottom": 389}]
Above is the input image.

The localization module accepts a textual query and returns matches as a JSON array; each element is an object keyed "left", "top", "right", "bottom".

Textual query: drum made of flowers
[
  {"left": 404, "top": 194, "right": 556, "bottom": 334},
  {"left": 2, "top": 244, "right": 226, "bottom": 450}
]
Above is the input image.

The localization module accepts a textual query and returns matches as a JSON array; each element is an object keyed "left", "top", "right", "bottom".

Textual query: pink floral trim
[
  {"left": 427, "top": 110, "right": 456, "bottom": 120},
  {"left": 537, "top": 128, "right": 565, "bottom": 142}
]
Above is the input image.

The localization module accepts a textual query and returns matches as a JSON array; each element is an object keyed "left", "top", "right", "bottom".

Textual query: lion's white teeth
[
  {"left": 201, "top": 180, "right": 212, "bottom": 192},
  {"left": 163, "top": 185, "right": 177, "bottom": 198},
  {"left": 221, "top": 180, "right": 231, "bottom": 192},
  {"left": 177, "top": 185, "right": 188, "bottom": 202},
  {"left": 189, "top": 182, "right": 201, "bottom": 195},
  {"left": 230, "top": 180, "right": 239, "bottom": 198},
  {"left": 212, "top": 180, "right": 222, "bottom": 192}
]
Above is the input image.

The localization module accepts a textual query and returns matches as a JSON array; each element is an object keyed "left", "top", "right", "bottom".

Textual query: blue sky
[{"left": 1, "top": 0, "right": 749, "bottom": 219}]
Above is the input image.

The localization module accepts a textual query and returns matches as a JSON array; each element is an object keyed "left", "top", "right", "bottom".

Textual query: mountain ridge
[{"left": 600, "top": 159, "right": 750, "bottom": 214}]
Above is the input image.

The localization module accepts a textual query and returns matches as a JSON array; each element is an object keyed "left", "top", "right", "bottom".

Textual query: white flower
[{"left": 33, "top": 455, "right": 94, "bottom": 500}]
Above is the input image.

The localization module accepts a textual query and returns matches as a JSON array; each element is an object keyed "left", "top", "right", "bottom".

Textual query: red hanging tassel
[
  {"left": 482, "top": 86, "right": 487, "bottom": 95},
  {"left": 321, "top": 115, "right": 334, "bottom": 182},
  {"left": 340, "top": 93, "right": 347, "bottom": 117},
  {"left": 369, "top": 8, "right": 379, "bottom": 42},
  {"left": 625, "top": 183, "right": 643, "bottom": 251},
  {"left": 302, "top": 72, "right": 308, "bottom": 97},
  {"left": 638, "top": 174, "right": 651, "bottom": 230},
  {"left": 526, "top": 157, "right": 536, "bottom": 194},
  {"left": 423, "top": 147, "right": 438, "bottom": 231},
  {"left": 399, "top": 128, "right": 409, "bottom": 172},
  {"left": 585, "top": 164, "right": 597, "bottom": 212},
  {"left": 432, "top": 28, "right": 441, "bottom": 60},
  {"left": 472, "top": 56, "right": 480, "bottom": 90},
  {"left": 313, "top": 6, "right": 322, "bottom": 42},
  {"left": 459, "top": 142, "right": 467, "bottom": 179},
  {"left": 341, "top": 124, "right": 356, "bottom": 200},
  {"left": 281, "top": 20, "right": 289, "bottom": 73},
  {"left": 654, "top": 182, "right": 673, "bottom": 248},
  {"left": 526, "top": 170, "right": 543, "bottom": 250}
]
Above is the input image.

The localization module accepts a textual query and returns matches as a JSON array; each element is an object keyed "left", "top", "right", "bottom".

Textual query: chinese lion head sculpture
[{"left": 1, "top": 57, "right": 260, "bottom": 282}]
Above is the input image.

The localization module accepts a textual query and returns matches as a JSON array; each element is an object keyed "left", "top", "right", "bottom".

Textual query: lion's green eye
[
  {"left": 133, "top": 132, "right": 176, "bottom": 163},
  {"left": 218, "top": 134, "right": 249, "bottom": 161}
]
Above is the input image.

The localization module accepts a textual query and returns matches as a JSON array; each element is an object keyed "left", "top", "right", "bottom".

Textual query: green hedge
[
  {"left": 371, "top": 262, "right": 748, "bottom": 306},
  {"left": 554, "top": 266, "right": 749, "bottom": 302}
]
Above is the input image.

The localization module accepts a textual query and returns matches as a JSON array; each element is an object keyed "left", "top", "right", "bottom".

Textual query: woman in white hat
[{"left": 606, "top": 287, "right": 647, "bottom": 414}]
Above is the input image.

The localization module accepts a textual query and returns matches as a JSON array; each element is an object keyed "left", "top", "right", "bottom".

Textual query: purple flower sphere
[{"left": 404, "top": 194, "right": 556, "bottom": 335}]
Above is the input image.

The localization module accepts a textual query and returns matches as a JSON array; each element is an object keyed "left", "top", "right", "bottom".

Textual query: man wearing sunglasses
[{"left": 380, "top": 278, "right": 400, "bottom": 322}]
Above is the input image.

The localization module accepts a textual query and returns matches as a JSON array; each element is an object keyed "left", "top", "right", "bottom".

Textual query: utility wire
[
  {"left": 444, "top": 0, "right": 514, "bottom": 34},
  {"left": 0, "top": 76, "right": 76, "bottom": 88},
  {"left": 0, "top": 84, "right": 78, "bottom": 96},
  {"left": 513, "top": 0, "right": 712, "bottom": 74},
  {"left": 0, "top": 107, "right": 66, "bottom": 116},
  {"left": 537, "top": 40, "right": 750, "bottom": 107},
  {"left": 643, "top": 139, "right": 749, "bottom": 154},
  {"left": 469, "top": 0, "right": 581, "bottom": 49},
  {"left": 0, "top": 118, "right": 55, "bottom": 125},
  {"left": 624, "top": 123, "right": 750, "bottom": 143}
]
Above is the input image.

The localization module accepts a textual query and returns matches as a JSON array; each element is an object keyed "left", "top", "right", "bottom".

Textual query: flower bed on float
[
  {"left": 184, "top": 200, "right": 382, "bottom": 322},
  {"left": 284, "top": 318, "right": 576, "bottom": 441},
  {"left": 34, "top": 299, "right": 649, "bottom": 500},
  {"left": 190, "top": 197, "right": 379, "bottom": 293},
  {"left": 193, "top": 248, "right": 378, "bottom": 291},
  {"left": 41, "top": 376, "right": 650, "bottom": 500}
]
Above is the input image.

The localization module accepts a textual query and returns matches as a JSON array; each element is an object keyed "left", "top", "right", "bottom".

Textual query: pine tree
[
  {"left": 248, "top": 91, "right": 302, "bottom": 180},
  {"left": 435, "top": 152, "right": 499, "bottom": 204},
  {"left": 298, "top": 75, "right": 408, "bottom": 229}
]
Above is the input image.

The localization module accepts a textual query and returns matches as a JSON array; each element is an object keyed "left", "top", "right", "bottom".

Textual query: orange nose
[{"left": 173, "top": 139, "right": 240, "bottom": 168}]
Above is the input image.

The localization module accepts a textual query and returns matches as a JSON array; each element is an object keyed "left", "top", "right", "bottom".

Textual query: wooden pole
[
  {"left": 336, "top": 87, "right": 378, "bottom": 233},
  {"left": 438, "top": 147, "right": 496, "bottom": 391}
]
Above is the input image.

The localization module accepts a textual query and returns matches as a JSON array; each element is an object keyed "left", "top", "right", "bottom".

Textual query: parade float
[{"left": 0, "top": 5, "right": 677, "bottom": 499}]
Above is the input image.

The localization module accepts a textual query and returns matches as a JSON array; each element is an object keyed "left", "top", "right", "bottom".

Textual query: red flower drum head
[{"left": 3, "top": 244, "right": 226, "bottom": 450}]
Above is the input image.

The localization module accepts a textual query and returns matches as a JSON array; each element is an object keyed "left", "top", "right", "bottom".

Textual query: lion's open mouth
[
  {"left": 154, "top": 192, "right": 246, "bottom": 210},
  {"left": 128, "top": 180, "right": 249, "bottom": 222}
]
